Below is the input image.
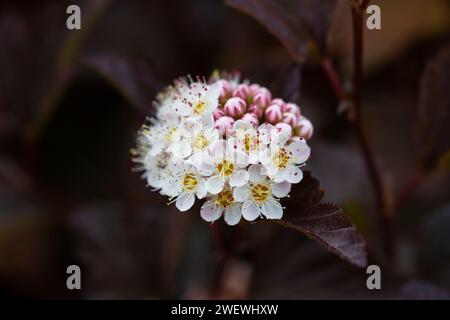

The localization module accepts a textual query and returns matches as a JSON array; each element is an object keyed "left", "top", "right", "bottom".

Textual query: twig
[
  {"left": 394, "top": 170, "right": 425, "bottom": 213},
  {"left": 350, "top": 4, "right": 396, "bottom": 258},
  {"left": 321, "top": 58, "right": 348, "bottom": 102}
]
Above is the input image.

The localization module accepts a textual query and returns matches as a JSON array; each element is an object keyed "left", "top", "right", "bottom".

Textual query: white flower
[
  {"left": 164, "top": 163, "right": 207, "bottom": 212},
  {"left": 198, "top": 139, "right": 249, "bottom": 194},
  {"left": 173, "top": 81, "right": 220, "bottom": 126},
  {"left": 260, "top": 136, "right": 310, "bottom": 183},
  {"left": 142, "top": 151, "right": 170, "bottom": 193},
  {"left": 170, "top": 117, "right": 220, "bottom": 161},
  {"left": 145, "top": 116, "right": 185, "bottom": 156},
  {"left": 230, "top": 120, "right": 268, "bottom": 164},
  {"left": 200, "top": 187, "right": 242, "bottom": 225},
  {"left": 233, "top": 164, "right": 291, "bottom": 221}
]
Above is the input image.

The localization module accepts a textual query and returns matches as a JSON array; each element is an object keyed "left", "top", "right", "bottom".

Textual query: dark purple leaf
[
  {"left": 276, "top": 172, "right": 368, "bottom": 268},
  {"left": 83, "top": 54, "right": 163, "bottom": 115},
  {"left": 399, "top": 280, "right": 450, "bottom": 300},
  {"left": 417, "top": 45, "right": 450, "bottom": 170},
  {"left": 225, "top": 0, "right": 311, "bottom": 63},
  {"left": 225, "top": 0, "right": 341, "bottom": 62},
  {"left": 296, "top": 0, "right": 342, "bottom": 52},
  {"left": 270, "top": 63, "right": 302, "bottom": 103}
]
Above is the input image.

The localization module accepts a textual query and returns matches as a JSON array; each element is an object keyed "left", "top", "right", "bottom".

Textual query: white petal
[
  {"left": 209, "top": 139, "right": 226, "bottom": 159},
  {"left": 197, "top": 157, "right": 215, "bottom": 176},
  {"left": 200, "top": 201, "right": 222, "bottom": 222},
  {"left": 273, "top": 170, "right": 285, "bottom": 183},
  {"left": 248, "top": 151, "right": 259, "bottom": 164},
  {"left": 289, "top": 140, "right": 311, "bottom": 164},
  {"left": 233, "top": 184, "right": 250, "bottom": 202},
  {"left": 229, "top": 169, "right": 249, "bottom": 187},
  {"left": 242, "top": 201, "right": 261, "bottom": 221},
  {"left": 207, "top": 82, "right": 221, "bottom": 102},
  {"left": 248, "top": 164, "right": 267, "bottom": 183},
  {"left": 224, "top": 204, "right": 242, "bottom": 226},
  {"left": 261, "top": 199, "right": 283, "bottom": 219},
  {"left": 172, "top": 140, "right": 192, "bottom": 158},
  {"left": 165, "top": 180, "right": 183, "bottom": 197},
  {"left": 271, "top": 181, "right": 291, "bottom": 198},
  {"left": 149, "top": 142, "right": 165, "bottom": 156},
  {"left": 196, "top": 179, "right": 207, "bottom": 199},
  {"left": 206, "top": 175, "right": 224, "bottom": 194},
  {"left": 201, "top": 114, "right": 214, "bottom": 129},
  {"left": 284, "top": 166, "right": 303, "bottom": 184},
  {"left": 175, "top": 192, "right": 195, "bottom": 212},
  {"left": 233, "top": 119, "right": 252, "bottom": 131}
]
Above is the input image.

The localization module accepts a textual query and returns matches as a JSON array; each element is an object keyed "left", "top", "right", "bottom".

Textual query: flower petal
[
  {"left": 261, "top": 199, "right": 283, "bottom": 219},
  {"left": 175, "top": 192, "right": 195, "bottom": 212},
  {"left": 288, "top": 139, "right": 310, "bottom": 164},
  {"left": 200, "top": 201, "right": 222, "bottom": 222},
  {"left": 206, "top": 175, "right": 224, "bottom": 194},
  {"left": 248, "top": 164, "right": 267, "bottom": 182},
  {"left": 197, "top": 157, "right": 215, "bottom": 176},
  {"left": 224, "top": 204, "right": 242, "bottom": 226},
  {"left": 273, "top": 170, "right": 285, "bottom": 183},
  {"left": 196, "top": 178, "right": 207, "bottom": 199},
  {"left": 229, "top": 169, "right": 249, "bottom": 187},
  {"left": 284, "top": 166, "right": 303, "bottom": 184},
  {"left": 242, "top": 201, "right": 261, "bottom": 221},
  {"left": 271, "top": 181, "right": 291, "bottom": 198},
  {"left": 233, "top": 184, "right": 250, "bottom": 202}
]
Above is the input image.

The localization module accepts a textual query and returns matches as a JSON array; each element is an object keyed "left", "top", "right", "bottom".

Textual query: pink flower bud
[
  {"left": 265, "top": 104, "right": 282, "bottom": 124},
  {"left": 214, "top": 116, "right": 235, "bottom": 136},
  {"left": 295, "top": 117, "right": 314, "bottom": 140},
  {"left": 253, "top": 87, "right": 272, "bottom": 109},
  {"left": 232, "top": 84, "right": 251, "bottom": 101},
  {"left": 249, "top": 83, "right": 261, "bottom": 96},
  {"left": 282, "top": 112, "right": 298, "bottom": 127},
  {"left": 275, "top": 122, "right": 292, "bottom": 137},
  {"left": 271, "top": 98, "right": 285, "bottom": 109},
  {"left": 213, "top": 108, "right": 225, "bottom": 121},
  {"left": 282, "top": 103, "right": 301, "bottom": 117},
  {"left": 246, "top": 104, "right": 263, "bottom": 119},
  {"left": 241, "top": 113, "right": 259, "bottom": 128},
  {"left": 224, "top": 97, "right": 246, "bottom": 119},
  {"left": 217, "top": 80, "right": 231, "bottom": 104}
]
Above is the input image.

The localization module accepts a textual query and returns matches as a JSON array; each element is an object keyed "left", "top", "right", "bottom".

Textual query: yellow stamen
[
  {"left": 182, "top": 173, "right": 198, "bottom": 191},
  {"left": 193, "top": 101, "right": 206, "bottom": 115},
  {"left": 216, "top": 160, "right": 235, "bottom": 177},
  {"left": 193, "top": 133, "right": 209, "bottom": 149},
  {"left": 250, "top": 183, "right": 271, "bottom": 202},
  {"left": 272, "top": 148, "right": 291, "bottom": 169},
  {"left": 215, "top": 189, "right": 234, "bottom": 208}
]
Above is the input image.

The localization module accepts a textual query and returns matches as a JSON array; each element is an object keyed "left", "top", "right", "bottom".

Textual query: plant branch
[
  {"left": 350, "top": 4, "right": 395, "bottom": 257},
  {"left": 321, "top": 57, "right": 348, "bottom": 102},
  {"left": 394, "top": 169, "right": 425, "bottom": 213}
]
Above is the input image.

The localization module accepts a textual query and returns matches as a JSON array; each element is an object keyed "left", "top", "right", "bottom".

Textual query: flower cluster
[{"left": 132, "top": 73, "right": 313, "bottom": 225}]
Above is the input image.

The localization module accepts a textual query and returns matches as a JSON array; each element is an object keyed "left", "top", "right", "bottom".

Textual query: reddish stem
[
  {"left": 350, "top": 4, "right": 396, "bottom": 258},
  {"left": 394, "top": 170, "right": 425, "bottom": 213},
  {"left": 321, "top": 58, "right": 348, "bottom": 102}
]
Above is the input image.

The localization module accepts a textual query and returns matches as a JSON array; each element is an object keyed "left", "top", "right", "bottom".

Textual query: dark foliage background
[{"left": 0, "top": 0, "right": 449, "bottom": 299}]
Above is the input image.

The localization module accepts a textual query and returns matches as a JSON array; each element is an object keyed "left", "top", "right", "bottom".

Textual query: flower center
[
  {"left": 243, "top": 134, "right": 255, "bottom": 152},
  {"left": 272, "top": 148, "right": 291, "bottom": 169},
  {"left": 193, "top": 133, "right": 209, "bottom": 149},
  {"left": 182, "top": 172, "right": 198, "bottom": 191},
  {"left": 216, "top": 160, "right": 235, "bottom": 177},
  {"left": 215, "top": 189, "right": 234, "bottom": 208},
  {"left": 165, "top": 127, "right": 178, "bottom": 142},
  {"left": 250, "top": 183, "right": 271, "bottom": 202},
  {"left": 193, "top": 101, "right": 206, "bottom": 115}
]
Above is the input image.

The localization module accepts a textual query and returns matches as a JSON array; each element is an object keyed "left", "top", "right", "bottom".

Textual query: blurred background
[{"left": 0, "top": 0, "right": 450, "bottom": 299}]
